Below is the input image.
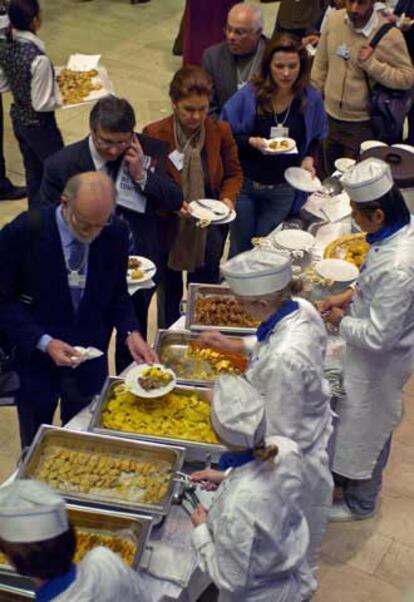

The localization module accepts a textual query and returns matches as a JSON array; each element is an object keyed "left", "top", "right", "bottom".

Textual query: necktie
[{"left": 68, "top": 238, "right": 86, "bottom": 312}]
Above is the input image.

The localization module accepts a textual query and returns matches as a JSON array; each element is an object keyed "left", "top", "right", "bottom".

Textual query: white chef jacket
[
  {"left": 0, "top": 30, "right": 60, "bottom": 110},
  {"left": 223, "top": 298, "right": 333, "bottom": 575},
  {"left": 53, "top": 547, "right": 153, "bottom": 602},
  {"left": 334, "top": 219, "right": 414, "bottom": 479},
  {"left": 192, "top": 437, "right": 314, "bottom": 602}
]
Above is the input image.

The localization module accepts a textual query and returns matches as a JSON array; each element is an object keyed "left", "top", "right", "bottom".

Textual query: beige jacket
[{"left": 311, "top": 9, "right": 414, "bottom": 122}]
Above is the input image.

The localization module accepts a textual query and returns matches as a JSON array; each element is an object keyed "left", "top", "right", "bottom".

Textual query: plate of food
[
  {"left": 56, "top": 66, "right": 113, "bottom": 108},
  {"left": 125, "top": 364, "right": 177, "bottom": 398},
  {"left": 264, "top": 137, "right": 296, "bottom": 154},
  {"left": 127, "top": 256, "right": 156, "bottom": 285},
  {"left": 189, "top": 199, "right": 231, "bottom": 223},
  {"left": 324, "top": 232, "right": 369, "bottom": 268}
]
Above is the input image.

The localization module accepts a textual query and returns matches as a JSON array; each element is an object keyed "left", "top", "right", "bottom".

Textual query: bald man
[
  {"left": 202, "top": 3, "right": 267, "bottom": 118},
  {"left": 0, "top": 171, "right": 156, "bottom": 447}
]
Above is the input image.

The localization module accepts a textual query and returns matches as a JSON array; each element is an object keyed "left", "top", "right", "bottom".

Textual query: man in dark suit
[
  {"left": 202, "top": 3, "right": 267, "bottom": 118},
  {"left": 39, "top": 96, "right": 183, "bottom": 369},
  {"left": 0, "top": 171, "right": 156, "bottom": 447}
]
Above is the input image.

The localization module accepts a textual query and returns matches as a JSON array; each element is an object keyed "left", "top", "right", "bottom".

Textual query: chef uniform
[
  {"left": 0, "top": 480, "right": 152, "bottom": 602},
  {"left": 192, "top": 377, "right": 314, "bottom": 602},
  {"left": 330, "top": 159, "right": 414, "bottom": 519},
  {"left": 217, "top": 250, "right": 333, "bottom": 579}
]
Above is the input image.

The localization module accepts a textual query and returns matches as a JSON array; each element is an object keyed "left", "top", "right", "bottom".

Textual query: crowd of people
[{"left": 0, "top": 0, "right": 414, "bottom": 600}]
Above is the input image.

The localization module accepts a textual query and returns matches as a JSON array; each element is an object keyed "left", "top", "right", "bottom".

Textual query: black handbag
[{"left": 364, "top": 23, "right": 414, "bottom": 144}]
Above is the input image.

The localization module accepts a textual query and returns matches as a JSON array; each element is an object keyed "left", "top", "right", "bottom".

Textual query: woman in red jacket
[{"left": 144, "top": 65, "right": 243, "bottom": 328}]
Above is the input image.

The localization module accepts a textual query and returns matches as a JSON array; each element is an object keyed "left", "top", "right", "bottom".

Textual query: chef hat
[
  {"left": 0, "top": 480, "right": 69, "bottom": 543},
  {"left": 221, "top": 248, "right": 292, "bottom": 296},
  {"left": 212, "top": 376, "right": 266, "bottom": 448},
  {"left": 341, "top": 158, "right": 393, "bottom": 203}
]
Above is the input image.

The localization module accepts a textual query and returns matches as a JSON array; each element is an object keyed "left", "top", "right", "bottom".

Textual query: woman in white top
[
  {"left": 191, "top": 377, "right": 314, "bottom": 601},
  {"left": 199, "top": 248, "right": 333, "bottom": 593},
  {"left": 0, "top": 0, "right": 63, "bottom": 205},
  {"left": 320, "top": 158, "right": 414, "bottom": 520}
]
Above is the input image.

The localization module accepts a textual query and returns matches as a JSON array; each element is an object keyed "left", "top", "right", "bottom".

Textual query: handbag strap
[{"left": 363, "top": 23, "right": 396, "bottom": 91}]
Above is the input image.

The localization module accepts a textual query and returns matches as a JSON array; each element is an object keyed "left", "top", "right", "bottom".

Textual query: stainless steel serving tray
[
  {"left": 0, "top": 578, "right": 34, "bottom": 600},
  {"left": 154, "top": 329, "right": 248, "bottom": 387},
  {"left": 0, "top": 504, "right": 153, "bottom": 580},
  {"left": 89, "top": 377, "right": 226, "bottom": 463},
  {"left": 16, "top": 426, "right": 185, "bottom": 519},
  {"left": 185, "top": 283, "right": 259, "bottom": 335}
]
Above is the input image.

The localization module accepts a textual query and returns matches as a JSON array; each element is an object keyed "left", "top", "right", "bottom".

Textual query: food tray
[
  {"left": 0, "top": 505, "right": 152, "bottom": 577},
  {"left": 16, "top": 426, "right": 184, "bottom": 519},
  {"left": 0, "top": 579, "right": 34, "bottom": 600},
  {"left": 90, "top": 377, "right": 226, "bottom": 463},
  {"left": 185, "top": 283, "right": 259, "bottom": 334},
  {"left": 154, "top": 329, "right": 248, "bottom": 387},
  {"left": 323, "top": 232, "right": 369, "bottom": 268},
  {"left": 55, "top": 65, "right": 113, "bottom": 109}
]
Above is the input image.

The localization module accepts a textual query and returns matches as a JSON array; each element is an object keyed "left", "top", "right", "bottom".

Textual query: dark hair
[
  {"left": 89, "top": 96, "right": 136, "bottom": 133},
  {"left": 356, "top": 185, "right": 410, "bottom": 227},
  {"left": 8, "top": 0, "right": 38, "bottom": 30},
  {"left": 254, "top": 33, "right": 310, "bottom": 114},
  {"left": 0, "top": 523, "right": 76, "bottom": 580},
  {"left": 169, "top": 65, "right": 212, "bottom": 103}
]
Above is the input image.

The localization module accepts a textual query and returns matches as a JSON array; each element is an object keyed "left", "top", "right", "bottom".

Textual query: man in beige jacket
[{"left": 311, "top": 0, "right": 414, "bottom": 174}]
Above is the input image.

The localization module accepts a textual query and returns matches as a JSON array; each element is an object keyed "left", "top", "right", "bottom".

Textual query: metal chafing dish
[
  {"left": 0, "top": 505, "right": 153, "bottom": 580},
  {"left": 154, "top": 329, "right": 248, "bottom": 387},
  {"left": 0, "top": 579, "right": 34, "bottom": 600},
  {"left": 16, "top": 426, "right": 185, "bottom": 519},
  {"left": 89, "top": 377, "right": 226, "bottom": 463},
  {"left": 185, "top": 283, "right": 259, "bottom": 335}
]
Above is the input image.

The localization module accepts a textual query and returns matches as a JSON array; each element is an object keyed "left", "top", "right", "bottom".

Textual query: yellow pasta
[{"left": 102, "top": 385, "right": 219, "bottom": 444}]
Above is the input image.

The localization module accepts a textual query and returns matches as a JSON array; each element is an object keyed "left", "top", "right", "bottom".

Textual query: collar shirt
[
  {"left": 345, "top": 9, "right": 379, "bottom": 37},
  {"left": 88, "top": 135, "right": 107, "bottom": 171}
]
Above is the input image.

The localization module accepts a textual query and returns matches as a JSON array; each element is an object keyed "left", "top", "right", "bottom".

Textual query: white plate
[
  {"left": 334, "top": 158, "right": 356, "bottom": 173},
  {"left": 284, "top": 167, "right": 322, "bottom": 193},
  {"left": 263, "top": 137, "right": 296, "bottom": 154},
  {"left": 125, "top": 364, "right": 176, "bottom": 398},
  {"left": 392, "top": 143, "right": 414, "bottom": 155},
  {"left": 360, "top": 140, "right": 387, "bottom": 153},
  {"left": 127, "top": 256, "right": 156, "bottom": 285},
  {"left": 315, "top": 258, "right": 359, "bottom": 282},
  {"left": 189, "top": 199, "right": 230, "bottom": 223},
  {"left": 273, "top": 229, "right": 315, "bottom": 251}
]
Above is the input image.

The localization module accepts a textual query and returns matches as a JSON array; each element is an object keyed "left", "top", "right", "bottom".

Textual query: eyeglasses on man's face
[{"left": 93, "top": 131, "right": 134, "bottom": 150}]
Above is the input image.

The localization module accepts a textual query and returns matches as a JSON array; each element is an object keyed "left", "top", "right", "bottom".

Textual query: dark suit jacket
[
  {"left": 202, "top": 36, "right": 268, "bottom": 118},
  {"left": 38, "top": 134, "right": 183, "bottom": 266},
  {"left": 0, "top": 207, "right": 138, "bottom": 395}
]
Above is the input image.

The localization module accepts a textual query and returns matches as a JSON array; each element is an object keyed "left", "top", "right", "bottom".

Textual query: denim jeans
[
  {"left": 334, "top": 436, "right": 392, "bottom": 516},
  {"left": 229, "top": 179, "right": 295, "bottom": 257}
]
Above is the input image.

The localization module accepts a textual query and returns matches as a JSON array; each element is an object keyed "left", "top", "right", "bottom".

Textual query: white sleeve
[
  {"left": 30, "top": 55, "right": 60, "bottom": 111},
  {"left": 243, "top": 335, "right": 257, "bottom": 353},
  {"left": 340, "top": 268, "right": 414, "bottom": 351},
  {"left": 192, "top": 514, "right": 253, "bottom": 594},
  {"left": 0, "top": 64, "right": 9, "bottom": 93}
]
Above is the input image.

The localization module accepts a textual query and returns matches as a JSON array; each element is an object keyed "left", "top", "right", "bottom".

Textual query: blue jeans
[
  {"left": 334, "top": 436, "right": 392, "bottom": 516},
  {"left": 230, "top": 179, "right": 295, "bottom": 257}
]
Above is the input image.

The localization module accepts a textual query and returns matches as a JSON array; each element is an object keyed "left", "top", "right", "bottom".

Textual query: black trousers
[
  {"left": 12, "top": 121, "right": 64, "bottom": 207},
  {"left": 16, "top": 369, "right": 93, "bottom": 449},
  {"left": 157, "top": 224, "right": 228, "bottom": 329}
]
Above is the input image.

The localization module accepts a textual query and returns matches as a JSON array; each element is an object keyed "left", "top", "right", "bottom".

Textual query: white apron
[
  {"left": 335, "top": 220, "right": 414, "bottom": 479},
  {"left": 244, "top": 299, "right": 333, "bottom": 572}
]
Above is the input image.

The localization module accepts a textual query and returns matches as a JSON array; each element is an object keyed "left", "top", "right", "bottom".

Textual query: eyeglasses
[
  {"left": 71, "top": 210, "right": 114, "bottom": 230},
  {"left": 224, "top": 25, "right": 256, "bottom": 38},
  {"left": 93, "top": 132, "right": 134, "bottom": 150}
]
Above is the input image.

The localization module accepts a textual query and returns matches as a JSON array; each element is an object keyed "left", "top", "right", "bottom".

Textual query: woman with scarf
[
  {"left": 143, "top": 65, "right": 243, "bottom": 328},
  {"left": 198, "top": 249, "right": 333, "bottom": 596},
  {"left": 319, "top": 158, "right": 414, "bottom": 521}
]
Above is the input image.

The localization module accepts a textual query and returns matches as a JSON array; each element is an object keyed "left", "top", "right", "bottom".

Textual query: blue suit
[{"left": 0, "top": 206, "right": 138, "bottom": 446}]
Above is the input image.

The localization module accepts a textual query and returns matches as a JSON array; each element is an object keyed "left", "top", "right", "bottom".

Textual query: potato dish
[
  {"left": 0, "top": 530, "right": 136, "bottom": 567},
  {"left": 324, "top": 233, "right": 369, "bottom": 268},
  {"left": 33, "top": 446, "right": 170, "bottom": 504},
  {"left": 57, "top": 68, "right": 102, "bottom": 105},
  {"left": 268, "top": 139, "right": 290, "bottom": 151},
  {"left": 138, "top": 366, "right": 174, "bottom": 391},
  {"left": 194, "top": 295, "right": 259, "bottom": 328},
  {"left": 102, "top": 383, "right": 219, "bottom": 444}
]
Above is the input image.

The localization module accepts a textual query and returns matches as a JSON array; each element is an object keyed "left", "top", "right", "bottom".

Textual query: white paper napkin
[
  {"left": 321, "top": 192, "right": 352, "bottom": 223},
  {"left": 66, "top": 54, "right": 101, "bottom": 71},
  {"left": 71, "top": 346, "right": 103, "bottom": 366}
]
